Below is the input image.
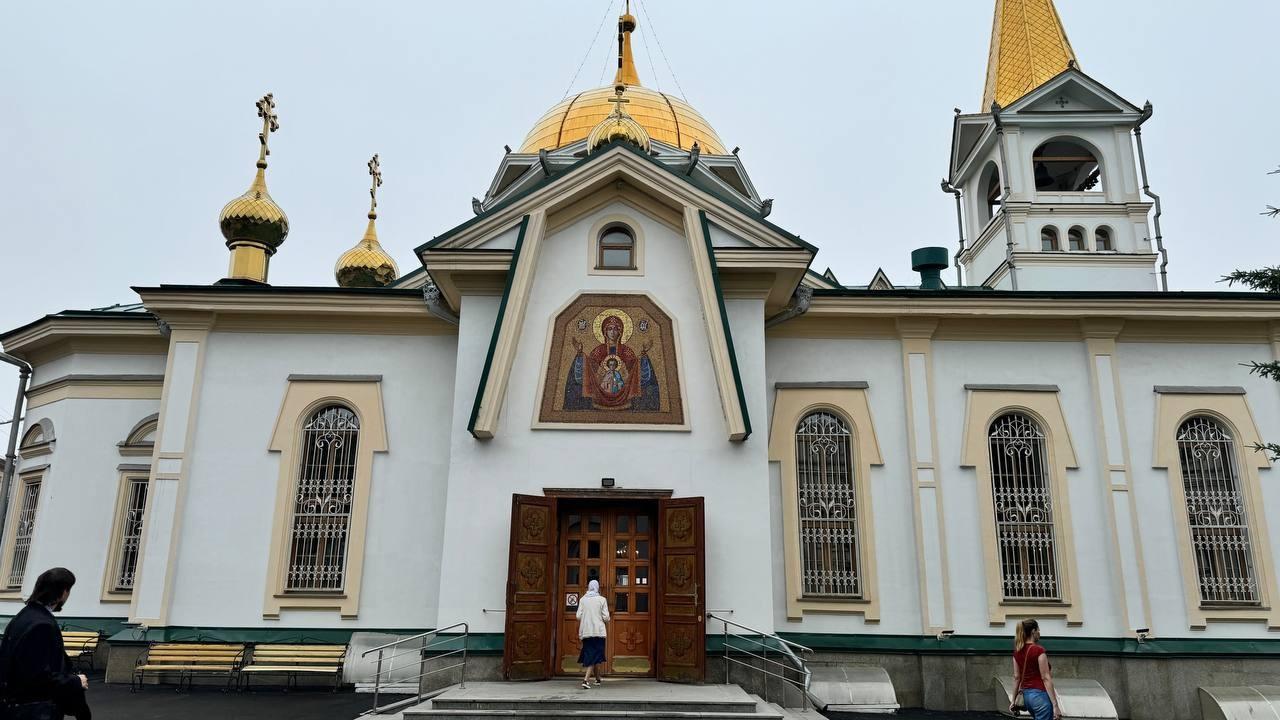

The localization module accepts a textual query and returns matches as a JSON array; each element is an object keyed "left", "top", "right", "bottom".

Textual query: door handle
[{"left": 694, "top": 582, "right": 701, "bottom": 622}]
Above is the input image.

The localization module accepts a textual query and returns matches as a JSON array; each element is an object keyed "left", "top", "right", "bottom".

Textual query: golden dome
[
  {"left": 219, "top": 163, "right": 289, "bottom": 250},
  {"left": 517, "top": 6, "right": 725, "bottom": 155},
  {"left": 520, "top": 85, "right": 724, "bottom": 155},
  {"left": 587, "top": 86, "right": 651, "bottom": 153},
  {"left": 335, "top": 215, "right": 398, "bottom": 288}
]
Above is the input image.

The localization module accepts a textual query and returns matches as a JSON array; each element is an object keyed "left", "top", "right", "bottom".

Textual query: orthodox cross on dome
[
  {"left": 255, "top": 93, "right": 279, "bottom": 166},
  {"left": 606, "top": 85, "right": 631, "bottom": 117},
  {"left": 367, "top": 153, "right": 382, "bottom": 218}
]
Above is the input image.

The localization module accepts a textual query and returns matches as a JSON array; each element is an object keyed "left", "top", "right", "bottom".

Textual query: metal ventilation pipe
[
  {"left": 0, "top": 351, "right": 32, "bottom": 546},
  {"left": 912, "top": 247, "right": 950, "bottom": 290}
]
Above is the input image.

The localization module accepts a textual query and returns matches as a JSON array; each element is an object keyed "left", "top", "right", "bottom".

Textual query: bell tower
[{"left": 947, "top": 0, "right": 1163, "bottom": 291}]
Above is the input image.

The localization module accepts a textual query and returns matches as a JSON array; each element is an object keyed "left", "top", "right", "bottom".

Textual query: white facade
[{"left": 3, "top": 7, "right": 1279, "bottom": 699}]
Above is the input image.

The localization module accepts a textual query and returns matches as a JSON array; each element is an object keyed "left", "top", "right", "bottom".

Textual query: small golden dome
[
  {"left": 335, "top": 215, "right": 398, "bottom": 288},
  {"left": 219, "top": 163, "right": 289, "bottom": 250},
  {"left": 587, "top": 86, "right": 652, "bottom": 153}
]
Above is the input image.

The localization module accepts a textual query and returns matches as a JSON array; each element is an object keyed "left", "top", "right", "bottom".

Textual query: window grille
[
  {"left": 988, "top": 413, "right": 1060, "bottom": 601},
  {"left": 286, "top": 405, "right": 359, "bottom": 592},
  {"left": 112, "top": 478, "right": 149, "bottom": 591},
  {"left": 795, "top": 411, "right": 861, "bottom": 598},
  {"left": 1176, "top": 416, "right": 1260, "bottom": 605},
  {"left": 8, "top": 479, "right": 41, "bottom": 589}
]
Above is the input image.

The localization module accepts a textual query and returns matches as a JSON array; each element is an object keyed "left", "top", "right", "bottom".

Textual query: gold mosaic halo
[{"left": 592, "top": 308, "right": 634, "bottom": 345}]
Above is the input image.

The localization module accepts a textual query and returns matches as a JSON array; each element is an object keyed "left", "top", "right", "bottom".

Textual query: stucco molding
[
  {"left": 586, "top": 212, "right": 647, "bottom": 277},
  {"left": 1151, "top": 393, "right": 1280, "bottom": 629},
  {"left": 25, "top": 375, "right": 165, "bottom": 409},
  {"left": 0, "top": 469, "right": 47, "bottom": 599},
  {"left": 101, "top": 468, "right": 150, "bottom": 603},
  {"left": 263, "top": 379, "right": 388, "bottom": 619},
  {"left": 960, "top": 389, "right": 1083, "bottom": 625},
  {"left": 769, "top": 386, "right": 883, "bottom": 622}
]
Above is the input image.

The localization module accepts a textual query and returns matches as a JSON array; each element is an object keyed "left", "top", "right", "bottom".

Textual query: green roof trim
[
  {"left": 1, "top": 310, "right": 157, "bottom": 343},
  {"left": 467, "top": 215, "right": 529, "bottom": 438},
  {"left": 812, "top": 288, "right": 1280, "bottom": 301},
  {"left": 416, "top": 140, "right": 812, "bottom": 255},
  {"left": 698, "top": 209, "right": 752, "bottom": 440},
  {"left": 776, "top": 632, "right": 1280, "bottom": 658}
]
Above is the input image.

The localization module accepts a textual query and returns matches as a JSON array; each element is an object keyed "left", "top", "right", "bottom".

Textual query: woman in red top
[{"left": 1011, "top": 618, "right": 1060, "bottom": 720}]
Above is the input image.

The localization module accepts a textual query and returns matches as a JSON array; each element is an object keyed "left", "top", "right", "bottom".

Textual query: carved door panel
[
  {"left": 503, "top": 494, "right": 557, "bottom": 680},
  {"left": 655, "top": 496, "right": 705, "bottom": 682}
]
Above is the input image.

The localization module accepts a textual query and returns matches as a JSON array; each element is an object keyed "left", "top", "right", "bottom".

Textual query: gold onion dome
[
  {"left": 335, "top": 216, "right": 398, "bottom": 287},
  {"left": 587, "top": 85, "right": 651, "bottom": 152},
  {"left": 518, "top": 6, "right": 726, "bottom": 155},
  {"left": 219, "top": 163, "right": 289, "bottom": 250},
  {"left": 336, "top": 154, "right": 398, "bottom": 288}
]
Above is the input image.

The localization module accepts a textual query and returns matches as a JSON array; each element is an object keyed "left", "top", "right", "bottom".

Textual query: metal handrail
[
  {"left": 360, "top": 622, "right": 468, "bottom": 716},
  {"left": 708, "top": 614, "right": 816, "bottom": 709}
]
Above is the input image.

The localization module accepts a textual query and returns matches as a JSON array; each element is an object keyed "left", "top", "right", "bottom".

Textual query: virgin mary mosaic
[{"left": 538, "top": 293, "right": 684, "bottom": 426}]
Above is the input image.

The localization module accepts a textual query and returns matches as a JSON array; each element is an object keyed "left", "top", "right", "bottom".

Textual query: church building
[{"left": 2, "top": 2, "right": 1278, "bottom": 717}]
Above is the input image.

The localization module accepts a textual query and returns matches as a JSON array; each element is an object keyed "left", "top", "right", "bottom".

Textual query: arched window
[
  {"left": 795, "top": 411, "right": 861, "bottom": 598},
  {"left": 988, "top": 412, "right": 1060, "bottom": 601},
  {"left": 5, "top": 474, "right": 42, "bottom": 590},
  {"left": 1033, "top": 139, "right": 1102, "bottom": 192},
  {"left": 1068, "top": 226, "right": 1086, "bottom": 251},
  {"left": 1040, "top": 226, "right": 1060, "bottom": 251},
  {"left": 1176, "top": 416, "right": 1260, "bottom": 605},
  {"left": 1095, "top": 226, "right": 1113, "bottom": 251},
  {"left": 981, "top": 162, "right": 1003, "bottom": 223},
  {"left": 285, "top": 404, "right": 360, "bottom": 592},
  {"left": 597, "top": 224, "right": 635, "bottom": 270}
]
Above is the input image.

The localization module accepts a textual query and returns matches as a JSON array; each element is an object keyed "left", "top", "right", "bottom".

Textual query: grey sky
[{"left": 1, "top": 1, "right": 1277, "bottom": 414}]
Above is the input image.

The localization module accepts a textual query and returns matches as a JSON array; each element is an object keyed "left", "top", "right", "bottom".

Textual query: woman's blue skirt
[{"left": 578, "top": 636, "right": 606, "bottom": 667}]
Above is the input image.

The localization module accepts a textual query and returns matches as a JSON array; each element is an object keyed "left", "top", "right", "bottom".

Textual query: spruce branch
[
  {"left": 1243, "top": 360, "right": 1280, "bottom": 382},
  {"left": 1250, "top": 442, "right": 1280, "bottom": 462},
  {"left": 1222, "top": 267, "right": 1280, "bottom": 293}
]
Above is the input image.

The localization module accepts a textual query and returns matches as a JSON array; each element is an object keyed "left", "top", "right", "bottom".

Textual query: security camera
[
  {"left": 936, "top": 629, "right": 955, "bottom": 641},
  {"left": 1135, "top": 628, "right": 1151, "bottom": 643}
]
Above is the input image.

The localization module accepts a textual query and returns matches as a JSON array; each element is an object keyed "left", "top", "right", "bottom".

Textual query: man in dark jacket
[{"left": 0, "top": 567, "right": 90, "bottom": 720}]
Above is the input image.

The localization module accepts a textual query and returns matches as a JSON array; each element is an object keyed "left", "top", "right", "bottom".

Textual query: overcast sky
[{"left": 1, "top": 0, "right": 1278, "bottom": 420}]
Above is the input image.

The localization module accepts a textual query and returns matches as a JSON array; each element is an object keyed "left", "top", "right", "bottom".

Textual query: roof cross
[
  {"left": 367, "top": 154, "right": 382, "bottom": 217},
  {"left": 606, "top": 85, "right": 630, "bottom": 117},
  {"left": 255, "top": 93, "right": 279, "bottom": 165}
]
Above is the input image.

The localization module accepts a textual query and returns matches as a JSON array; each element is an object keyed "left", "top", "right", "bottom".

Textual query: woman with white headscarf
[{"left": 575, "top": 579, "right": 610, "bottom": 689}]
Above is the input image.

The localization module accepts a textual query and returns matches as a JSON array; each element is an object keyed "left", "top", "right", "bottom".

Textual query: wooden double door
[
  {"left": 503, "top": 494, "right": 705, "bottom": 683},
  {"left": 557, "top": 504, "right": 655, "bottom": 675}
]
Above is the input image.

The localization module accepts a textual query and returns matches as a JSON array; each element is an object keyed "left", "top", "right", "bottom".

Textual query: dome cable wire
[
  {"left": 561, "top": 0, "right": 618, "bottom": 100},
  {"left": 634, "top": 0, "right": 688, "bottom": 102}
]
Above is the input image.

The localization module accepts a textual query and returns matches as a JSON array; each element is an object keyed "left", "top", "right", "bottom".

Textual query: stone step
[
  {"left": 404, "top": 707, "right": 778, "bottom": 712},
  {"left": 401, "top": 681, "right": 782, "bottom": 719}
]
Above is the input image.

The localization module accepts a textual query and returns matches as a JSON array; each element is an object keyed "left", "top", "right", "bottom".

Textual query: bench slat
[{"left": 240, "top": 666, "right": 343, "bottom": 673}]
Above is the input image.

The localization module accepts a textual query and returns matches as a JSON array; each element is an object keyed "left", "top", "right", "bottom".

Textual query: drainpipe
[
  {"left": 1134, "top": 101, "right": 1168, "bottom": 292},
  {"left": 765, "top": 286, "right": 813, "bottom": 329},
  {"left": 0, "top": 351, "right": 32, "bottom": 546},
  {"left": 940, "top": 179, "right": 966, "bottom": 286},
  {"left": 422, "top": 281, "right": 459, "bottom": 326},
  {"left": 991, "top": 104, "right": 1018, "bottom": 290}
]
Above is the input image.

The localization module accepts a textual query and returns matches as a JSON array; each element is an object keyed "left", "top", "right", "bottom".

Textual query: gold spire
[
  {"left": 335, "top": 154, "right": 399, "bottom": 288},
  {"left": 615, "top": 0, "right": 640, "bottom": 87},
  {"left": 587, "top": 84, "right": 651, "bottom": 153},
  {"left": 982, "top": 0, "right": 1077, "bottom": 109},
  {"left": 219, "top": 93, "right": 288, "bottom": 284}
]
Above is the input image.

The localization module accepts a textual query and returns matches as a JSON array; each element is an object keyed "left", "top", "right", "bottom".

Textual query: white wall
[
  {"left": 31, "top": 353, "right": 167, "bottom": 386},
  {"left": 0, "top": 394, "right": 160, "bottom": 618},
  {"left": 165, "top": 331, "right": 457, "bottom": 629},
  {"left": 434, "top": 200, "right": 777, "bottom": 634},
  {"left": 765, "top": 337, "right": 921, "bottom": 635},
  {"left": 1117, "top": 341, "right": 1280, "bottom": 639}
]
